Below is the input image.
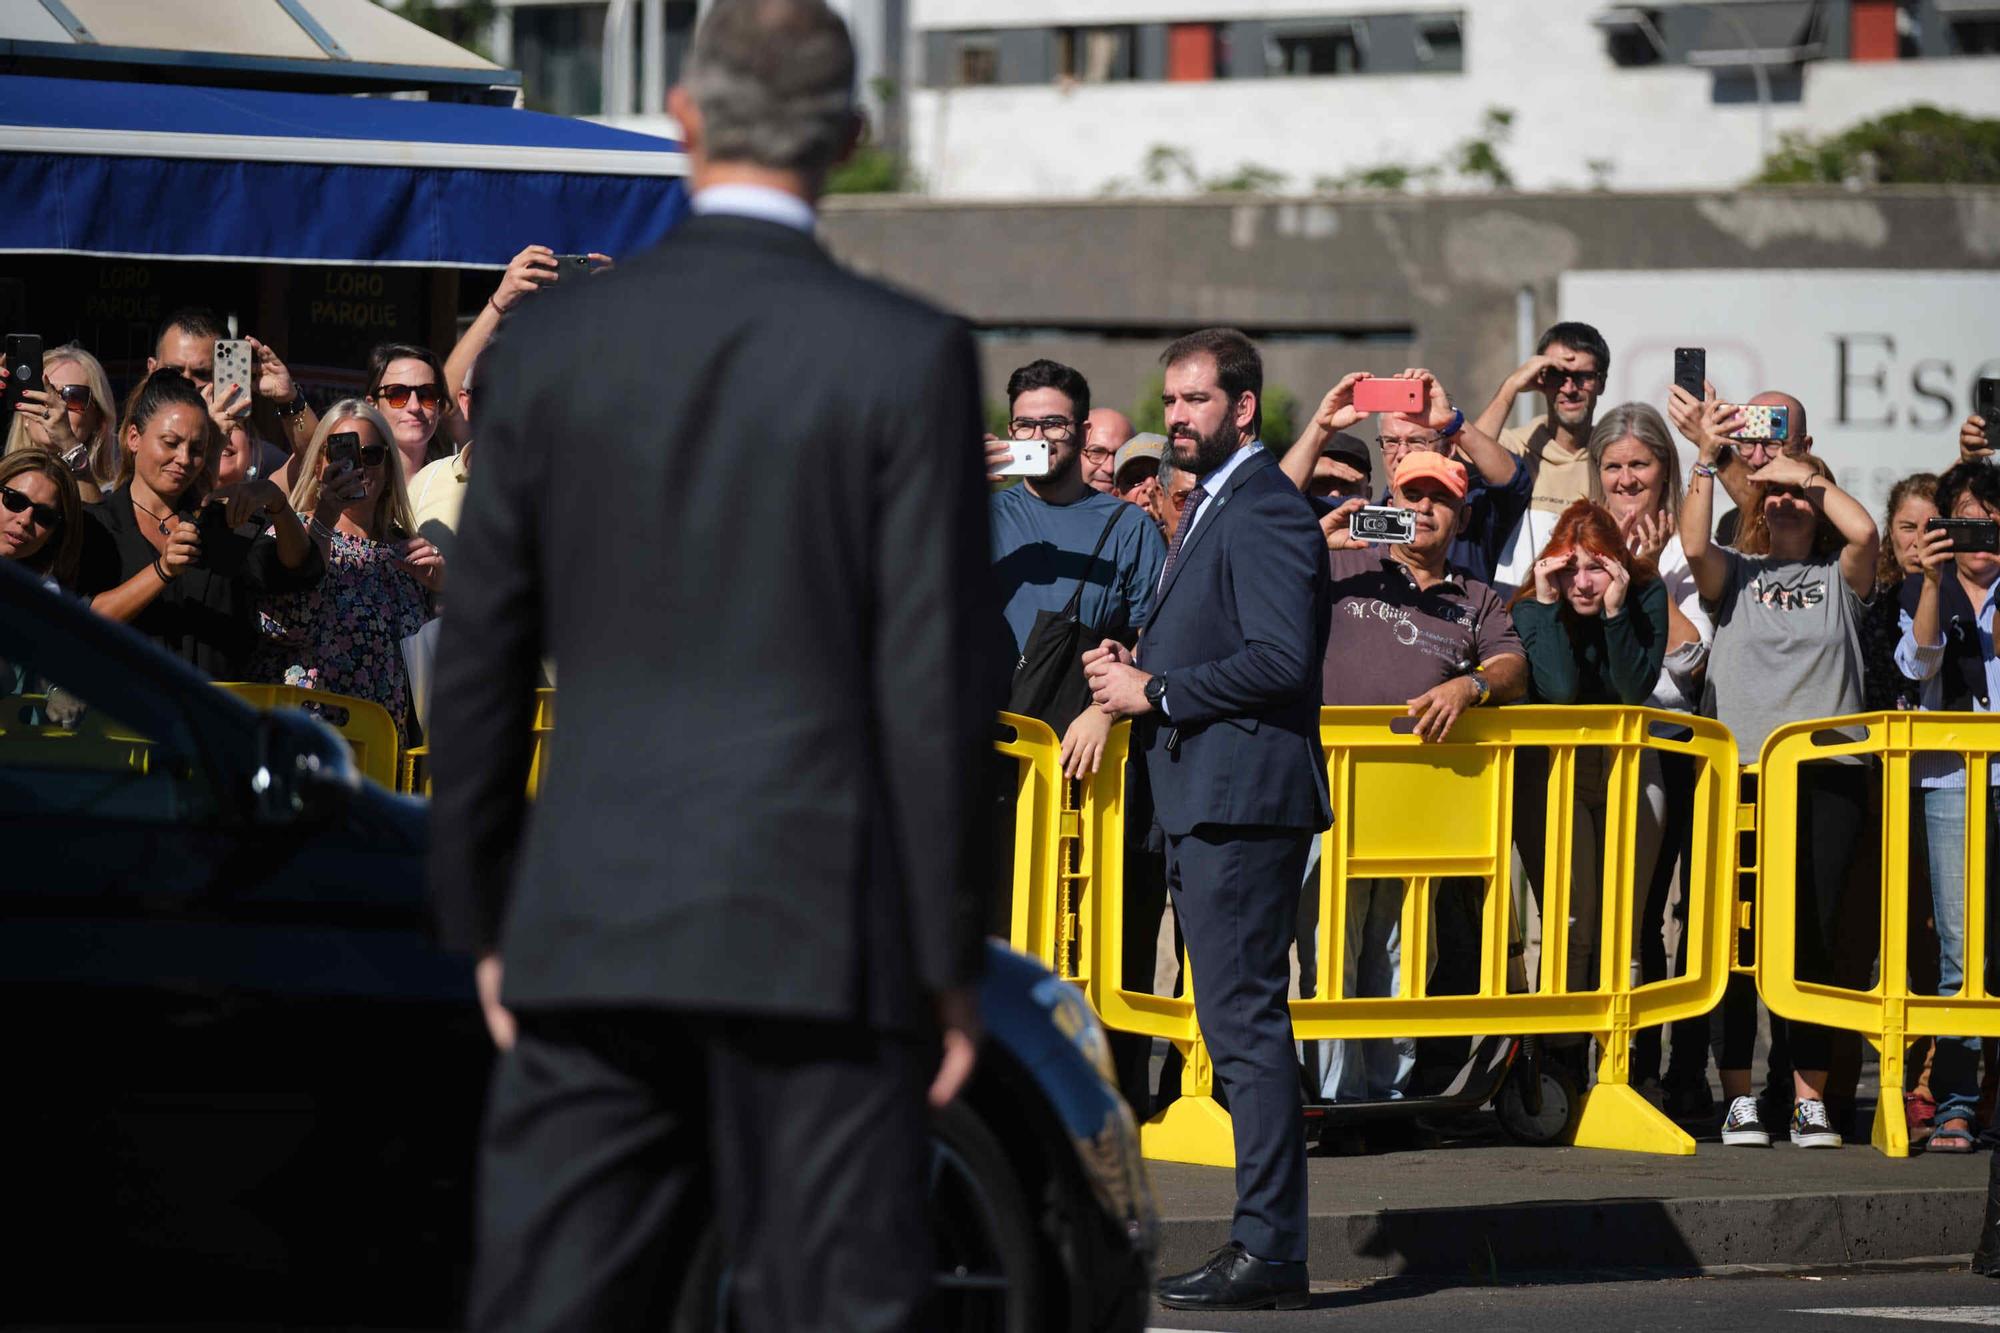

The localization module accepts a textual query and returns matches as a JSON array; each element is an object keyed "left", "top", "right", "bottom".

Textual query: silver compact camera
[{"left": 1348, "top": 505, "right": 1416, "bottom": 545}]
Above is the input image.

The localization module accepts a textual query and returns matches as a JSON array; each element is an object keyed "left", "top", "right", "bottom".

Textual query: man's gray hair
[
  {"left": 688, "top": 0, "right": 856, "bottom": 179},
  {"left": 1157, "top": 451, "right": 1179, "bottom": 490}
]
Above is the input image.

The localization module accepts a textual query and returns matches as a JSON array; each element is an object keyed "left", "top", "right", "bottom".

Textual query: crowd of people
[
  {"left": 985, "top": 321, "right": 1999, "bottom": 1161},
  {"left": 0, "top": 243, "right": 582, "bottom": 742}
]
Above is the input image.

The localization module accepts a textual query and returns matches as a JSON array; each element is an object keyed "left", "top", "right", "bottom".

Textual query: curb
[{"left": 1156, "top": 1187, "right": 1986, "bottom": 1280}]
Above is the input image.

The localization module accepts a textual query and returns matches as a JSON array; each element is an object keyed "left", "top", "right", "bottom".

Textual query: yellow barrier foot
[
  {"left": 1140, "top": 1095, "right": 1236, "bottom": 1168},
  {"left": 1570, "top": 1083, "right": 1697, "bottom": 1156},
  {"left": 1870, "top": 1095, "right": 1911, "bottom": 1158}
]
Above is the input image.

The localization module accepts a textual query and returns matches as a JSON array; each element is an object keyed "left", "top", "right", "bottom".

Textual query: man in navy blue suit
[{"left": 1085, "top": 327, "right": 1331, "bottom": 1312}]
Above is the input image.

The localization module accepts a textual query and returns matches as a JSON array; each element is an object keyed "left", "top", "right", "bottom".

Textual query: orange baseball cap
[{"left": 1391, "top": 451, "right": 1468, "bottom": 500}]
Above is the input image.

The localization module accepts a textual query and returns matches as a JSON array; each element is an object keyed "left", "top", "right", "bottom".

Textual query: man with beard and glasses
[
  {"left": 1480, "top": 321, "right": 1612, "bottom": 591},
  {"left": 1085, "top": 327, "right": 1330, "bottom": 1313},
  {"left": 990, "top": 359, "right": 1166, "bottom": 777}
]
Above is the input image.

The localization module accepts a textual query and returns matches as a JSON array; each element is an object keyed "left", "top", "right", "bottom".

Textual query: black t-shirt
[{"left": 77, "top": 487, "right": 325, "bottom": 680}]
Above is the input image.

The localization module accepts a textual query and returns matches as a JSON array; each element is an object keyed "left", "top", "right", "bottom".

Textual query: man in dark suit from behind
[
  {"left": 1085, "top": 328, "right": 1332, "bottom": 1311},
  {"left": 426, "top": 2, "right": 1001, "bottom": 1328}
]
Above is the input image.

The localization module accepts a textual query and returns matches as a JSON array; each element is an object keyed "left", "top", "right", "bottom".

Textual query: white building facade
[{"left": 904, "top": 0, "right": 2000, "bottom": 196}]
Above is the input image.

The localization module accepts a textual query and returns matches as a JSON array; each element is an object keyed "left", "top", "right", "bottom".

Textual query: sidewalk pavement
[{"left": 1148, "top": 1137, "right": 1991, "bottom": 1279}]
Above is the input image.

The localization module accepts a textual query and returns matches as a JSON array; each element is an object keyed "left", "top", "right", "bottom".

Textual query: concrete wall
[{"left": 818, "top": 187, "right": 2000, "bottom": 445}]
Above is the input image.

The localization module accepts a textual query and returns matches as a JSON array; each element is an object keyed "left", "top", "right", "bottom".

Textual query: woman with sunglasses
[
  {"left": 0, "top": 448, "right": 83, "bottom": 590},
  {"left": 1676, "top": 392, "right": 1879, "bottom": 1151},
  {"left": 249, "top": 401, "right": 440, "bottom": 741},
  {"left": 365, "top": 343, "right": 463, "bottom": 479},
  {"left": 76, "top": 370, "right": 324, "bottom": 678},
  {"left": 3, "top": 344, "right": 118, "bottom": 502}
]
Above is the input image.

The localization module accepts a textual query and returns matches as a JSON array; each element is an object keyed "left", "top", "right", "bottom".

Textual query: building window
[
  {"left": 1599, "top": 6, "right": 1666, "bottom": 67},
  {"left": 1270, "top": 24, "right": 1365, "bottom": 75},
  {"left": 955, "top": 34, "right": 999, "bottom": 86},
  {"left": 1056, "top": 26, "right": 1137, "bottom": 82},
  {"left": 514, "top": 3, "right": 608, "bottom": 116},
  {"left": 1950, "top": 18, "right": 2000, "bottom": 54},
  {"left": 1416, "top": 14, "right": 1465, "bottom": 71}
]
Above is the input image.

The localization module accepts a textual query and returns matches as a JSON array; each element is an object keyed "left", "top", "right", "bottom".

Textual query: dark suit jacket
[
  {"left": 1137, "top": 447, "right": 1332, "bottom": 837},
  {"left": 427, "top": 212, "right": 1004, "bottom": 1031}
]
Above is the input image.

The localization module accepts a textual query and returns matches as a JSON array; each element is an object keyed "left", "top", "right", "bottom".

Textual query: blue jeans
[{"left": 1921, "top": 784, "right": 2000, "bottom": 1130}]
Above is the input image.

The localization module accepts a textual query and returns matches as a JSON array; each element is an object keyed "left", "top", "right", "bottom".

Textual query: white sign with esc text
[{"left": 1560, "top": 269, "right": 2000, "bottom": 522}]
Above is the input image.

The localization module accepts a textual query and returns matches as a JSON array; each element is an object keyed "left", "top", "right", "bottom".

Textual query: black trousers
[
  {"left": 1167, "top": 823, "right": 1313, "bottom": 1263},
  {"left": 470, "top": 1009, "right": 931, "bottom": 1333}
]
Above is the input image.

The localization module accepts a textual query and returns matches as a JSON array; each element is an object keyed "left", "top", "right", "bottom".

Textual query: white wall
[{"left": 906, "top": 1, "right": 2000, "bottom": 198}]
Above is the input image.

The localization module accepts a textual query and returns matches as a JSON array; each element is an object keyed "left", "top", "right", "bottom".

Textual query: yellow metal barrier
[
  {"left": 1757, "top": 711, "right": 2000, "bottom": 1157},
  {"left": 399, "top": 689, "right": 557, "bottom": 797},
  {"left": 212, "top": 683, "right": 401, "bottom": 790},
  {"left": 1077, "top": 706, "right": 1738, "bottom": 1166},
  {"left": 995, "top": 712, "right": 1071, "bottom": 973},
  {"left": 0, "top": 694, "right": 154, "bottom": 772}
]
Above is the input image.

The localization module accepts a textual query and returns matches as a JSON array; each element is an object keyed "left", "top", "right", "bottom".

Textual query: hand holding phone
[
  {"left": 1721, "top": 403, "right": 1789, "bottom": 443},
  {"left": 991, "top": 438, "right": 1049, "bottom": 478},
  {"left": 1349, "top": 504, "right": 1416, "bottom": 545},
  {"left": 325, "top": 430, "right": 360, "bottom": 469},
  {"left": 1673, "top": 348, "right": 1706, "bottom": 404},
  {"left": 1352, "top": 376, "right": 1425, "bottom": 415},
  {"left": 1969, "top": 378, "right": 2000, "bottom": 461},
  {"left": 1927, "top": 516, "right": 2000, "bottom": 556},
  {"left": 3, "top": 333, "right": 43, "bottom": 418},
  {"left": 213, "top": 338, "right": 253, "bottom": 404}
]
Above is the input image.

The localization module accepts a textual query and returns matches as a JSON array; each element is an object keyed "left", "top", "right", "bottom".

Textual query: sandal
[{"left": 1928, "top": 1116, "right": 1979, "bottom": 1153}]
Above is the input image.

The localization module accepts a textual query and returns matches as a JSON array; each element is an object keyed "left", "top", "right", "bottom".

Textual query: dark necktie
[{"left": 1159, "top": 485, "right": 1208, "bottom": 591}]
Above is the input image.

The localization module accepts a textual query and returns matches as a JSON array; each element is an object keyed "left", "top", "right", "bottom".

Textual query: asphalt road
[{"left": 1144, "top": 1268, "right": 2000, "bottom": 1332}]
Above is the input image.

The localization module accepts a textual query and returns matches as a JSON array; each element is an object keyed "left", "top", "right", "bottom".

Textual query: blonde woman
[
  {"left": 4, "top": 343, "right": 118, "bottom": 501},
  {"left": 249, "top": 400, "right": 443, "bottom": 739}
]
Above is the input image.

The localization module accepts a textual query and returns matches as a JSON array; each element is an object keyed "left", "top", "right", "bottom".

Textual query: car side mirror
[{"left": 252, "top": 709, "right": 359, "bottom": 826}]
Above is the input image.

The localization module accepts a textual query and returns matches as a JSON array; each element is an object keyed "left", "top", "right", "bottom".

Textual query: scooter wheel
[{"left": 1496, "top": 1063, "right": 1581, "bottom": 1146}]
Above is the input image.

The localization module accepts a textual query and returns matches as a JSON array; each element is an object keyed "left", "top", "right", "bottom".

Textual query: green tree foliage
[
  {"left": 1753, "top": 105, "right": 2000, "bottom": 186},
  {"left": 382, "top": 0, "right": 498, "bottom": 60}
]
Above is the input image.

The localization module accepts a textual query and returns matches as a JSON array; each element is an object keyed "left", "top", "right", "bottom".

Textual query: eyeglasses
[
  {"left": 1542, "top": 369, "right": 1604, "bottom": 389},
  {"left": 1009, "top": 416, "right": 1075, "bottom": 443},
  {"left": 1081, "top": 446, "right": 1115, "bottom": 465},
  {"left": 1376, "top": 434, "right": 1446, "bottom": 451},
  {"left": 356, "top": 444, "right": 390, "bottom": 467},
  {"left": 0, "top": 483, "right": 62, "bottom": 529},
  {"left": 375, "top": 382, "right": 442, "bottom": 409},
  {"left": 54, "top": 384, "right": 93, "bottom": 410}
]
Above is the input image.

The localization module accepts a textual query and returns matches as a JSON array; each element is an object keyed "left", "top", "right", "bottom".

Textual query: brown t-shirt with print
[
  {"left": 1499, "top": 418, "right": 1592, "bottom": 517},
  {"left": 1321, "top": 548, "right": 1525, "bottom": 706}
]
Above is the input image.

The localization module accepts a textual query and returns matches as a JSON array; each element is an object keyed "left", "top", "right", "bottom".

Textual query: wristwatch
[
  {"left": 1144, "top": 675, "right": 1168, "bottom": 711},
  {"left": 1440, "top": 407, "right": 1465, "bottom": 439},
  {"left": 277, "top": 392, "right": 310, "bottom": 419},
  {"left": 1466, "top": 669, "right": 1491, "bottom": 707}
]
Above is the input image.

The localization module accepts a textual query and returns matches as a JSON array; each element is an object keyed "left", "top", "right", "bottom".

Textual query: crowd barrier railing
[
  {"left": 212, "top": 683, "right": 401, "bottom": 790},
  {"left": 1756, "top": 711, "right": 2000, "bottom": 1157},
  {"left": 995, "top": 712, "right": 1073, "bottom": 973},
  {"left": 1060, "top": 706, "right": 1740, "bottom": 1167},
  {"left": 398, "top": 689, "right": 557, "bottom": 797}
]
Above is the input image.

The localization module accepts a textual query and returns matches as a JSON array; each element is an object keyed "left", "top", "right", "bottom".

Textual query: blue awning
[{"left": 0, "top": 75, "right": 689, "bottom": 268}]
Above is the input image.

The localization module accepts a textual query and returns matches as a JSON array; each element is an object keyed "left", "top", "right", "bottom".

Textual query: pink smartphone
[{"left": 1353, "top": 376, "right": 1425, "bottom": 414}]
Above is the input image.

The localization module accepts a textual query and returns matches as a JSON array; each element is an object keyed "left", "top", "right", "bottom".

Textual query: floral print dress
[{"left": 251, "top": 526, "right": 434, "bottom": 741}]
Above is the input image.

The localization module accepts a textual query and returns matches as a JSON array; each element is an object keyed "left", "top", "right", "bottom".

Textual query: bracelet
[
  {"left": 1440, "top": 406, "right": 1465, "bottom": 439},
  {"left": 1691, "top": 462, "right": 1717, "bottom": 479},
  {"left": 152, "top": 557, "right": 174, "bottom": 585},
  {"left": 277, "top": 392, "right": 309, "bottom": 419},
  {"left": 487, "top": 296, "right": 508, "bottom": 319}
]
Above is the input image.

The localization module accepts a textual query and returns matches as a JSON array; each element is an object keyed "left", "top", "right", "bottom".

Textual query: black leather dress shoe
[{"left": 1155, "top": 1241, "right": 1309, "bottom": 1311}]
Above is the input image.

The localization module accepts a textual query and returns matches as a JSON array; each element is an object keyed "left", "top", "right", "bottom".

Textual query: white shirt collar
[{"left": 691, "top": 184, "right": 818, "bottom": 234}]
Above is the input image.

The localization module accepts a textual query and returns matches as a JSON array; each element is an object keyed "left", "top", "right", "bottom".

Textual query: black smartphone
[
  {"left": 1927, "top": 516, "right": 2000, "bottom": 555},
  {"left": 4, "top": 332, "right": 43, "bottom": 418},
  {"left": 194, "top": 501, "right": 250, "bottom": 578},
  {"left": 325, "top": 430, "right": 360, "bottom": 468},
  {"left": 1673, "top": 347, "right": 1705, "bottom": 403},
  {"left": 1977, "top": 377, "right": 1999, "bottom": 441},
  {"left": 551, "top": 254, "right": 592, "bottom": 282}
]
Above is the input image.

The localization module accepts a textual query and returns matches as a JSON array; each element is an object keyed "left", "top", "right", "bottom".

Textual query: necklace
[{"left": 131, "top": 495, "right": 175, "bottom": 536}]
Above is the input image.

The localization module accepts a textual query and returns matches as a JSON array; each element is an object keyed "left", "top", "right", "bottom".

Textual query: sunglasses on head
[
  {"left": 375, "top": 382, "right": 441, "bottom": 409},
  {"left": 0, "top": 483, "right": 62, "bottom": 528},
  {"left": 55, "top": 384, "right": 92, "bottom": 409}
]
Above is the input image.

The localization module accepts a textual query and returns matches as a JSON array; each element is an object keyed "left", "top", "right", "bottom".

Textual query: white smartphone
[
  {"left": 993, "top": 439, "right": 1049, "bottom": 478},
  {"left": 213, "top": 338, "right": 253, "bottom": 403}
]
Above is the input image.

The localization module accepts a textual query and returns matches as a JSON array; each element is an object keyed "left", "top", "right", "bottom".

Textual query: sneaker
[
  {"left": 1721, "top": 1095, "right": 1771, "bottom": 1146},
  {"left": 1791, "top": 1098, "right": 1843, "bottom": 1149}
]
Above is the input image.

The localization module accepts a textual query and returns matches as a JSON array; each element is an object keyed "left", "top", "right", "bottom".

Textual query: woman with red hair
[
  {"left": 1508, "top": 501, "right": 1669, "bottom": 1036},
  {"left": 1510, "top": 500, "right": 1668, "bottom": 706}
]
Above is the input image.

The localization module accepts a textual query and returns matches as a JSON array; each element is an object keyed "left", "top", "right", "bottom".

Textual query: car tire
[{"left": 666, "top": 1100, "right": 1042, "bottom": 1333}]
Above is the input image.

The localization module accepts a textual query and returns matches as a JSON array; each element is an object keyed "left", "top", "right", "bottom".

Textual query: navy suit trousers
[{"left": 1166, "top": 823, "right": 1312, "bottom": 1262}]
